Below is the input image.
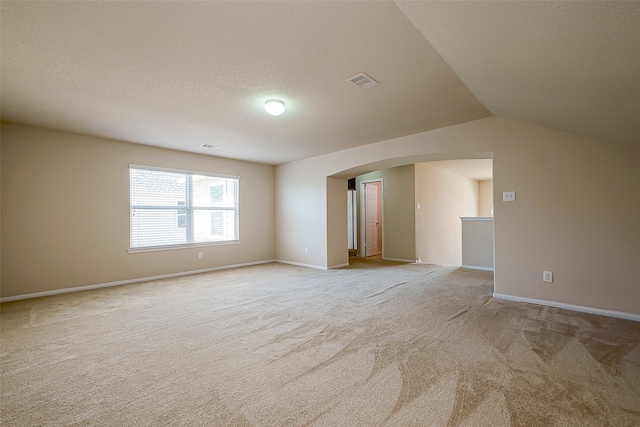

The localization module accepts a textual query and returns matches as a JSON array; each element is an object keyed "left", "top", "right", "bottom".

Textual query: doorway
[{"left": 362, "top": 181, "right": 382, "bottom": 257}]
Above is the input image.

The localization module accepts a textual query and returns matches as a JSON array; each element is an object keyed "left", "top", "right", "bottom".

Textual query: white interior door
[{"left": 365, "top": 182, "right": 380, "bottom": 256}]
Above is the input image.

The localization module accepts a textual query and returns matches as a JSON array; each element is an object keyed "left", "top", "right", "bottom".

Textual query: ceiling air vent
[{"left": 346, "top": 72, "right": 379, "bottom": 90}]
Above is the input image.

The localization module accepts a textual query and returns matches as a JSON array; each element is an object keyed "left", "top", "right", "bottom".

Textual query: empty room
[{"left": 1, "top": 1, "right": 639, "bottom": 426}]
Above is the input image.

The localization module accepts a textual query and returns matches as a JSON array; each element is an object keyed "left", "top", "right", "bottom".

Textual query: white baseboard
[
  {"left": 328, "top": 263, "right": 349, "bottom": 269},
  {"left": 0, "top": 260, "right": 276, "bottom": 303},
  {"left": 383, "top": 258, "right": 415, "bottom": 263},
  {"left": 328, "top": 262, "right": 349, "bottom": 270},
  {"left": 461, "top": 265, "right": 495, "bottom": 272},
  {"left": 274, "top": 259, "right": 328, "bottom": 270},
  {"left": 493, "top": 293, "right": 640, "bottom": 322}
]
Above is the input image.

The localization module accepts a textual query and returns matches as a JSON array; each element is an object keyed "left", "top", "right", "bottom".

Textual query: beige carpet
[{"left": 1, "top": 258, "right": 639, "bottom": 426}]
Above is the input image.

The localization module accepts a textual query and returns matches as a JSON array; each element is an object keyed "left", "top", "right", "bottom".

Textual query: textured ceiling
[
  {"left": 1, "top": 2, "right": 638, "bottom": 166},
  {"left": 0, "top": 1, "right": 488, "bottom": 164},
  {"left": 397, "top": 1, "right": 640, "bottom": 148},
  {"left": 427, "top": 159, "right": 493, "bottom": 181}
]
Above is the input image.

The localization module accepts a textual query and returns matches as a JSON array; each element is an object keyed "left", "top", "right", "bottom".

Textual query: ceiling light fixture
[{"left": 264, "top": 99, "right": 285, "bottom": 116}]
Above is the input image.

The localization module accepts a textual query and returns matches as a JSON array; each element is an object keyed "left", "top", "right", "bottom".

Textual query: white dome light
[{"left": 265, "top": 99, "right": 285, "bottom": 116}]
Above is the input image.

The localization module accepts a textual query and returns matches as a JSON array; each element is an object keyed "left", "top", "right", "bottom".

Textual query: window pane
[
  {"left": 192, "top": 175, "right": 237, "bottom": 208},
  {"left": 193, "top": 209, "right": 236, "bottom": 242},
  {"left": 131, "top": 169, "right": 185, "bottom": 207},
  {"left": 130, "top": 166, "right": 239, "bottom": 250},
  {"left": 131, "top": 208, "right": 187, "bottom": 248}
]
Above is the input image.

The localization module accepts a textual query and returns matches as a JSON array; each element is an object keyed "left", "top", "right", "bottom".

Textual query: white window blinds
[{"left": 130, "top": 166, "right": 239, "bottom": 251}]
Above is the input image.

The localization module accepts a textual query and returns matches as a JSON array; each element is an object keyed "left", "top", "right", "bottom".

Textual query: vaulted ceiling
[{"left": 1, "top": 1, "right": 638, "bottom": 165}]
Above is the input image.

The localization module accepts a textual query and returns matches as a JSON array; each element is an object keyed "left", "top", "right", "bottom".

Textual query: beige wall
[
  {"left": 461, "top": 218, "right": 494, "bottom": 269},
  {"left": 415, "top": 163, "right": 478, "bottom": 266},
  {"left": 356, "top": 165, "right": 416, "bottom": 262},
  {"left": 0, "top": 136, "right": 2, "bottom": 291},
  {"left": 478, "top": 180, "right": 493, "bottom": 217},
  {"left": 326, "top": 176, "right": 348, "bottom": 268},
  {"left": 275, "top": 161, "right": 328, "bottom": 267},
  {"left": 275, "top": 116, "right": 640, "bottom": 316},
  {"left": 1, "top": 123, "right": 275, "bottom": 298},
  {"left": 4, "top": 116, "right": 639, "bottom": 316}
]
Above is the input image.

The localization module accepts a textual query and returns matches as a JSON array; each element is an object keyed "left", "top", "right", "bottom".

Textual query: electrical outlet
[
  {"left": 198, "top": 252, "right": 203, "bottom": 259},
  {"left": 304, "top": 248, "right": 309, "bottom": 254},
  {"left": 503, "top": 191, "right": 516, "bottom": 202},
  {"left": 543, "top": 271, "right": 553, "bottom": 283}
]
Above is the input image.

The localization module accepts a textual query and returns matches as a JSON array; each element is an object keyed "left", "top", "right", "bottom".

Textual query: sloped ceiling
[
  {"left": 1, "top": 2, "right": 638, "bottom": 165},
  {"left": 397, "top": 1, "right": 640, "bottom": 148},
  {"left": 427, "top": 159, "right": 493, "bottom": 181}
]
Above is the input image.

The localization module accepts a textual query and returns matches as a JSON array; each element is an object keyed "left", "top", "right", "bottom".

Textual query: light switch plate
[{"left": 503, "top": 191, "right": 516, "bottom": 202}]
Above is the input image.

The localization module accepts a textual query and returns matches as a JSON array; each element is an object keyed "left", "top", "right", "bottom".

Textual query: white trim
[
  {"left": 128, "top": 240, "right": 241, "bottom": 253},
  {"left": 329, "top": 263, "right": 350, "bottom": 269},
  {"left": 460, "top": 217, "right": 494, "bottom": 221},
  {"left": 129, "top": 166, "right": 240, "bottom": 252},
  {"left": 382, "top": 257, "right": 414, "bottom": 263},
  {"left": 0, "top": 260, "right": 275, "bottom": 303},
  {"left": 493, "top": 293, "right": 640, "bottom": 322},
  {"left": 274, "top": 259, "right": 328, "bottom": 270},
  {"left": 461, "top": 265, "right": 495, "bottom": 272},
  {"left": 129, "top": 164, "right": 239, "bottom": 180}
]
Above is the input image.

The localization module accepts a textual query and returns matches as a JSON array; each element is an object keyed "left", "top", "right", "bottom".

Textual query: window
[{"left": 129, "top": 165, "right": 239, "bottom": 251}]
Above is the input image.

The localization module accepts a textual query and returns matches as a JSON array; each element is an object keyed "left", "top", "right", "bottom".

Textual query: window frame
[{"left": 128, "top": 164, "right": 240, "bottom": 253}]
